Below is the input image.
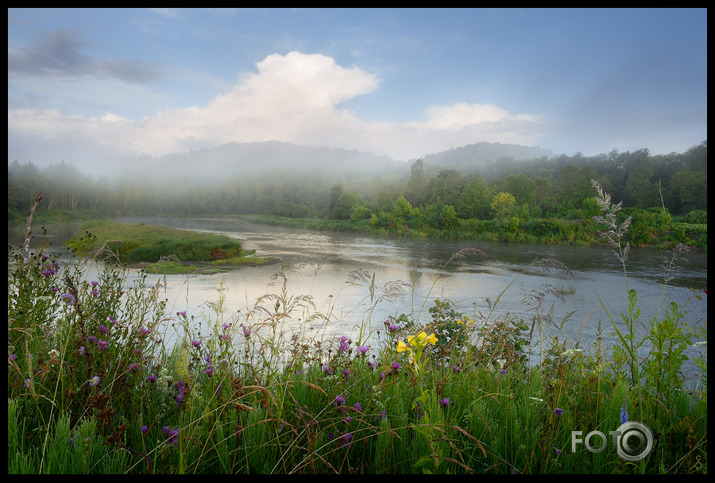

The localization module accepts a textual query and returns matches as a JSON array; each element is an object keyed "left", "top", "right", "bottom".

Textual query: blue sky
[{"left": 7, "top": 8, "right": 707, "bottom": 170}]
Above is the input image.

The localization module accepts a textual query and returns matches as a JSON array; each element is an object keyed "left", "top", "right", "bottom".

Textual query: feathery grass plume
[{"left": 590, "top": 179, "right": 631, "bottom": 264}]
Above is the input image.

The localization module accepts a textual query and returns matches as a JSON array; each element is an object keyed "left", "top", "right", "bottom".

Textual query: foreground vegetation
[
  {"left": 7, "top": 185, "right": 707, "bottom": 474},
  {"left": 64, "top": 220, "right": 277, "bottom": 274}
]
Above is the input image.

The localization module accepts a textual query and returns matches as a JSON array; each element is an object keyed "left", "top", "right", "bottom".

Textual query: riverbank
[{"left": 237, "top": 212, "right": 707, "bottom": 250}]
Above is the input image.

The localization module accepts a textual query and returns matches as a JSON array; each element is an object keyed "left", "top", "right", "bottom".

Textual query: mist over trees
[{"left": 8, "top": 140, "right": 707, "bottom": 229}]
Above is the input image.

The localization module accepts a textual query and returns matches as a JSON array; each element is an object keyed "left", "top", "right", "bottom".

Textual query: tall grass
[{"left": 8, "top": 191, "right": 707, "bottom": 474}]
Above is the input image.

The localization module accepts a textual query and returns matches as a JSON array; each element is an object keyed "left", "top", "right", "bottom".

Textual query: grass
[
  {"left": 7, "top": 191, "right": 708, "bottom": 474},
  {"left": 64, "top": 220, "right": 276, "bottom": 273}
]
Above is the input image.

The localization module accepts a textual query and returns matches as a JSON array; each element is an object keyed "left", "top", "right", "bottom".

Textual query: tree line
[{"left": 8, "top": 142, "right": 707, "bottom": 236}]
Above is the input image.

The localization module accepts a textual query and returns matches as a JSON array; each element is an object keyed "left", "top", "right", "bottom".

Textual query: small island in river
[{"left": 65, "top": 220, "right": 279, "bottom": 274}]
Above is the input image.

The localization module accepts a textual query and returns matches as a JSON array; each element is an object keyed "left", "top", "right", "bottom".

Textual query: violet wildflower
[
  {"left": 554, "top": 407, "right": 565, "bottom": 416},
  {"left": 97, "top": 340, "right": 109, "bottom": 351},
  {"left": 387, "top": 323, "right": 400, "bottom": 332},
  {"left": 338, "top": 336, "right": 350, "bottom": 352},
  {"left": 24, "top": 378, "right": 31, "bottom": 389},
  {"left": 127, "top": 363, "right": 139, "bottom": 374},
  {"left": 89, "top": 375, "right": 100, "bottom": 387},
  {"left": 354, "top": 402, "right": 362, "bottom": 411},
  {"left": 439, "top": 397, "right": 451, "bottom": 408},
  {"left": 335, "top": 394, "right": 346, "bottom": 406},
  {"left": 141, "top": 425, "right": 148, "bottom": 435},
  {"left": 322, "top": 364, "right": 333, "bottom": 375},
  {"left": 391, "top": 362, "right": 401, "bottom": 374},
  {"left": 204, "top": 366, "right": 214, "bottom": 376},
  {"left": 148, "top": 375, "right": 156, "bottom": 383},
  {"left": 98, "top": 324, "right": 108, "bottom": 334},
  {"left": 358, "top": 345, "right": 370, "bottom": 356},
  {"left": 138, "top": 327, "right": 150, "bottom": 337},
  {"left": 620, "top": 399, "right": 629, "bottom": 424},
  {"left": 191, "top": 339, "right": 201, "bottom": 348},
  {"left": 60, "top": 293, "right": 75, "bottom": 305},
  {"left": 242, "top": 325, "right": 251, "bottom": 337},
  {"left": 339, "top": 431, "right": 353, "bottom": 448},
  {"left": 91, "top": 281, "right": 99, "bottom": 287},
  {"left": 342, "top": 368, "right": 351, "bottom": 377},
  {"left": 500, "top": 368, "right": 507, "bottom": 375},
  {"left": 178, "top": 311, "right": 187, "bottom": 317}
]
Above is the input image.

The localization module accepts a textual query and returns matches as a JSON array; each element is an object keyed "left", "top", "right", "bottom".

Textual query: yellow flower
[
  {"left": 396, "top": 340, "right": 408, "bottom": 353},
  {"left": 424, "top": 333, "right": 437, "bottom": 345}
]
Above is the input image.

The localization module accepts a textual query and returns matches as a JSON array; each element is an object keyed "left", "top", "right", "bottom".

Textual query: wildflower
[
  {"left": 42, "top": 269, "right": 53, "bottom": 276},
  {"left": 24, "top": 378, "right": 31, "bottom": 389},
  {"left": 322, "top": 364, "right": 333, "bottom": 375},
  {"left": 141, "top": 425, "right": 148, "bottom": 435},
  {"left": 358, "top": 345, "right": 370, "bottom": 356},
  {"left": 138, "top": 327, "right": 150, "bottom": 336},
  {"left": 242, "top": 325, "right": 251, "bottom": 337},
  {"left": 89, "top": 376, "right": 100, "bottom": 387},
  {"left": 391, "top": 362, "right": 401, "bottom": 373},
  {"left": 345, "top": 416, "right": 351, "bottom": 423},
  {"left": 8, "top": 354, "right": 16, "bottom": 362},
  {"left": 60, "top": 293, "right": 75, "bottom": 305},
  {"left": 620, "top": 399, "right": 629, "bottom": 424},
  {"left": 338, "top": 336, "right": 351, "bottom": 352},
  {"left": 98, "top": 324, "right": 108, "bottom": 334},
  {"left": 109, "top": 315, "right": 117, "bottom": 325},
  {"left": 178, "top": 311, "right": 187, "bottom": 317},
  {"left": 451, "top": 365, "right": 462, "bottom": 372},
  {"left": 387, "top": 323, "right": 400, "bottom": 332},
  {"left": 439, "top": 397, "right": 451, "bottom": 408},
  {"left": 191, "top": 339, "right": 201, "bottom": 348},
  {"left": 342, "top": 368, "right": 351, "bottom": 377},
  {"left": 396, "top": 340, "right": 408, "bottom": 353},
  {"left": 79, "top": 346, "right": 85, "bottom": 356},
  {"left": 167, "top": 428, "right": 180, "bottom": 445},
  {"left": 204, "top": 366, "right": 214, "bottom": 376},
  {"left": 554, "top": 407, "right": 565, "bottom": 416},
  {"left": 335, "top": 394, "right": 346, "bottom": 406},
  {"left": 127, "top": 363, "right": 139, "bottom": 374},
  {"left": 339, "top": 431, "right": 353, "bottom": 448},
  {"left": 97, "top": 340, "right": 109, "bottom": 351},
  {"left": 163, "top": 426, "right": 169, "bottom": 435},
  {"left": 354, "top": 402, "right": 362, "bottom": 412},
  {"left": 554, "top": 447, "right": 562, "bottom": 456},
  {"left": 500, "top": 368, "right": 507, "bottom": 375},
  {"left": 148, "top": 375, "right": 156, "bottom": 383},
  {"left": 91, "top": 281, "right": 99, "bottom": 286}
]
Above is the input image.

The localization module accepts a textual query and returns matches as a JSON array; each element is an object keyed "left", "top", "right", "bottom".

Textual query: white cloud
[{"left": 7, "top": 51, "right": 545, "bottom": 161}]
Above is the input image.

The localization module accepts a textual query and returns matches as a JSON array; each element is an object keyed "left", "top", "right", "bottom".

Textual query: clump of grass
[{"left": 8, "top": 195, "right": 707, "bottom": 474}]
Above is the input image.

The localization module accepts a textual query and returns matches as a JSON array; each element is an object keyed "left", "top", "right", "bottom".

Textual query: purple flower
[
  {"left": 141, "top": 425, "right": 148, "bottom": 435},
  {"left": 358, "top": 345, "right": 370, "bottom": 356},
  {"left": 499, "top": 368, "right": 507, "bottom": 375},
  {"left": 335, "top": 394, "right": 345, "bottom": 406},
  {"left": 91, "top": 281, "right": 99, "bottom": 286},
  {"left": 89, "top": 376, "right": 100, "bottom": 387},
  {"left": 391, "top": 362, "right": 401, "bottom": 373},
  {"left": 354, "top": 402, "right": 362, "bottom": 412},
  {"left": 322, "top": 364, "right": 333, "bottom": 375},
  {"left": 554, "top": 407, "right": 565, "bottom": 416},
  {"left": 439, "top": 397, "right": 451, "bottom": 408},
  {"left": 345, "top": 416, "right": 351, "bottom": 423},
  {"left": 24, "top": 378, "right": 31, "bottom": 389},
  {"left": 620, "top": 399, "right": 629, "bottom": 424},
  {"left": 342, "top": 368, "right": 351, "bottom": 377},
  {"left": 452, "top": 365, "right": 462, "bottom": 373},
  {"left": 60, "top": 293, "right": 75, "bottom": 305},
  {"left": 98, "top": 324, "right": 108, "bottom": 334},
  {"left": 97, "top": 340, "right": 109, "bottom": 351},
  {"left": 242, "top": 325, "right": 251, "bottom": 337},
  {"left": 148, "top": 375, "right": 156, "bottom": 383},
  {"left": 204, "top": 366, "right": 214, "bottom": 376},
  {"left": 339, "top": 431, "right": 353, "bottom": 448},
  {"left": 42, "top": 269, "right": 53, "bottom": 276},
  {"left": 109, "top": 315, "right": 117, "bottom": 325},
  {"left": 191, "top": 339, "right": 201, "bottom": 348},
  {"left": 178, "top": 311, "right": 187, "bottom": 318},
  {"left": 127, "top": 363, "right": 139, "bottom": 373},
  {"left": 387, "top": 323, "right": 400, "bottom": 332},
  {"left": 138, "top": 327, "right": 150, "bottom": 336},
  {"left": 338, "top": 336, "right": 351, "bottom": 352}
]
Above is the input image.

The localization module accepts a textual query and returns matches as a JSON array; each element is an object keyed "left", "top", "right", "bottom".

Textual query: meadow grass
[{"left": 7, "top": 191, "right": 707, "bottom": 474}]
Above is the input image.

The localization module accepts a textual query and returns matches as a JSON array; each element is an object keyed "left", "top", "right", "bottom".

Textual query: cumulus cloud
[{"left": 7, "top": 50, "right": 544, "bottom": 161}]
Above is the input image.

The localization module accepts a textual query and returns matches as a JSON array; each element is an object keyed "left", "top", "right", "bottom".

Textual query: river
[{"left": 8, "top": 216, "right": 708, "bottom": 386}]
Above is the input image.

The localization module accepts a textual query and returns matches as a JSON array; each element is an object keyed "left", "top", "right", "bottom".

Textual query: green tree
[{"left": 490, "top": 192, "right": 517, "bottom": 218}]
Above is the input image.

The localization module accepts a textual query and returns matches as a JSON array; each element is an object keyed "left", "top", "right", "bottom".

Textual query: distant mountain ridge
[
  {"left": 418, "top": 142, "right": 553, "bottom": 173},
  {"left": 114, "top": 140, "right": 554, "bottom": 181}
]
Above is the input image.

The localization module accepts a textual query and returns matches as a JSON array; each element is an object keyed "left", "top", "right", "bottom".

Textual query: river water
[{"left": 8, "top": 216, "right": 708, "bottom": 386}]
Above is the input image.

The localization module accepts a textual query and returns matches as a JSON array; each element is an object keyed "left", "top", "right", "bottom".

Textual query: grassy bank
[
  {"left": 7, "top": 185, "right": 708, "bottom": 474},
  {"left": 64, "top": 220, "right": 277, "bottom": 273}
]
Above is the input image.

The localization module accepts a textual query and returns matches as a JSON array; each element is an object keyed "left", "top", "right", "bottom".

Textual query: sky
[{"left": 7, "top": 8, "right": 708, "bottom": 172}]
